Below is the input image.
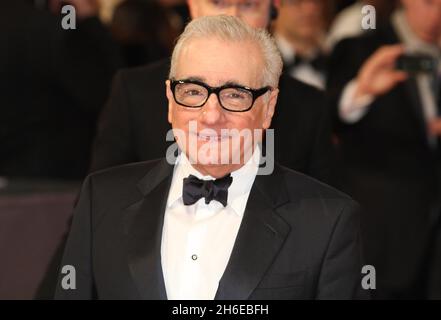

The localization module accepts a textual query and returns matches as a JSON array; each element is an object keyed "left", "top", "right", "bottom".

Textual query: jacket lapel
[
  {"left": 123, "top": 159, "right": 173, "bottom": 300},
  {"left": 215, "top": 165, "right": 291, "bottom": 300}
]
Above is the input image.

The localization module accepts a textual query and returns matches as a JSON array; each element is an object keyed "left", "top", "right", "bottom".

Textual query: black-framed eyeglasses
[{"left": 170, "top": 79, "right": 272, "bottom": 112}]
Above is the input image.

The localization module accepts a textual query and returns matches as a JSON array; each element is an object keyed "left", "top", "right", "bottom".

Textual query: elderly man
[
  {"left": 91, "top": 0, "right": 334, "bottom": 185},
  {"left": 55, "top": 16, "right": 365, "bottom": 300}
]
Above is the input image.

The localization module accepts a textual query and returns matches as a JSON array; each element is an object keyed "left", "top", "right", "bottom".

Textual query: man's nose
[{"left": 199, "top": 93, "right": 224, "bottom": 125}]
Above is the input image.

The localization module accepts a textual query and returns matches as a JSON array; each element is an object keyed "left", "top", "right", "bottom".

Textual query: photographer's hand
[{"left": 354, "top": 45, "right": 408, "bottom": 100}]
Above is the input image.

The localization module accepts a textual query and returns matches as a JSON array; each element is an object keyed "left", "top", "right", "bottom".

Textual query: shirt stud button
[{"left": 191, "top": 254, "right": 198, "bottom": 260}]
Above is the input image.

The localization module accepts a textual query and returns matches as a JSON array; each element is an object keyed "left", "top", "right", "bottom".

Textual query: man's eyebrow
[
  {"left": 223, "top": 81, "right": 248, "bottom": 88},
  {"left": 184, "top": 76, "right": 205, "bottom": 82},
  {"left": 180, "top": 77, "right": 249, "bottom": 88}
]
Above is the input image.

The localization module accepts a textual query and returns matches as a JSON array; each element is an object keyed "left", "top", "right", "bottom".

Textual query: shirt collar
[{"left": 166, "top": 147, "right": 260, "bottom": 216}]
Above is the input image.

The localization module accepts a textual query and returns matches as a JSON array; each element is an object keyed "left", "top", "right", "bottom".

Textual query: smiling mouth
[{"left": 194, "top": 132, "right": 231, "bottom": 142}]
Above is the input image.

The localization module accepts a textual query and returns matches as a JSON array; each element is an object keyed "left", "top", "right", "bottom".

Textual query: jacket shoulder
[
  {"left": 82, "top": 159, "right": 171, "bottom": 218},
  {"left": 274, "top": 165, "right": 360, "bottom": 238},
  {"left": 277, "top": 164, "right": 355, "bottom": 204},
  {"left": 89, "top": 158, "right": 165, "bottom": 186}
]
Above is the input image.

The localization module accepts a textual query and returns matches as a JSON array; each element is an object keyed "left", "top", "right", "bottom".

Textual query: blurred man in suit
[
  {"left": 56, "top": 16, "right": 366, "bottom": 299},
  {"left": 272, "top": 0, "right": 330, "bottom": 89},
  {"left": 327, "top": 0, "right": 441, "bottom": 299},
  {"left": 91, "top": 0, "right": 334, "bottom": 184}
]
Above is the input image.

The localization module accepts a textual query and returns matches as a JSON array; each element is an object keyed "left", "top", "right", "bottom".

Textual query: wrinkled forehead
[{"left": 174, "top": 37, "right": 265, "bottom": 88}]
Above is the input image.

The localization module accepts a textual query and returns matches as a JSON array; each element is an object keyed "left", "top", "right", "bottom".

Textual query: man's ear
[
  {"left": 262, "top": 88, "right": 279, "bottom": 130},
  {"left": 166, "top": 80, "right": 173, "bottom": 124}
]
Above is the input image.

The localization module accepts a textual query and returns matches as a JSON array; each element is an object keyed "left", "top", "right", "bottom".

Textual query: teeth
[{"left": 197, "top": 134, "right": 229, "bottom": 141}]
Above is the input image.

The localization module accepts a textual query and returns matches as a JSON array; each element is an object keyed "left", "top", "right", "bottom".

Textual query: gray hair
[{"left": 169, "top": 15, "right": 283, "bottom": 88}]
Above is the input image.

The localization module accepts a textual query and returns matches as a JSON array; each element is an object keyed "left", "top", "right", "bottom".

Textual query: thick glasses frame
[{"left": 170, "top": 79, "right": 272, "bottom": 112}]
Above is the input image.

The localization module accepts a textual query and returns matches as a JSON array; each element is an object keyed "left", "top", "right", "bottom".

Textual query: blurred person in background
[
  {"left": 91, "top": 0, "right": 335, "bottom": 184},
  {"left": 158, "top": 0, "right": 191, "bottom": 31},
  {"left": 326, "top": 0, "right": 398, "bottom": 50},
  {"left": 0, "top": 0, "right": 123, "bottom": 180},
  {"left": 327, "top": 0, "right": 441, "bottom": 299},
  {"left": 272, "top": 0, "right": 332, "bottom": 89},
  {"left": 110, "top": 0, "right": 180, "bottom": 67}
]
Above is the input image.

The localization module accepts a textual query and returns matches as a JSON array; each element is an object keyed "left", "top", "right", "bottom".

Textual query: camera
[{"left": 396, "top": 54, "right": 437, "bottom": 74}]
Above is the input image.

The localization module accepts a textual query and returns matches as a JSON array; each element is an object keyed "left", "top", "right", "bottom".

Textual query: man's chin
[
  {"left": 187, "top": 155, "right": 240, "bottom": 167},
  {"left": 192, "top": 162, "right": 243, "bottom": 179}
]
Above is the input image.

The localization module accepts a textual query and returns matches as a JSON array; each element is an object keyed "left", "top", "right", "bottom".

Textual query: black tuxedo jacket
[
  {"left": 327, "top": 24, "right": 441, "bottom": 298},
  {"left": 91, "top": 59, "right": 334, "bottom": 183},
  {"left": 55, "top": 159, "right": 366, "bottom": 300}
]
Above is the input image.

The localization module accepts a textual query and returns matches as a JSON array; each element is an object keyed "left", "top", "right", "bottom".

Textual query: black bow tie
[
  {"left": 284, "top": 54, "right": 327, "bottom": 73},
  {"left": 182, "top": 174, "right": 233, "bottom": 207}
]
